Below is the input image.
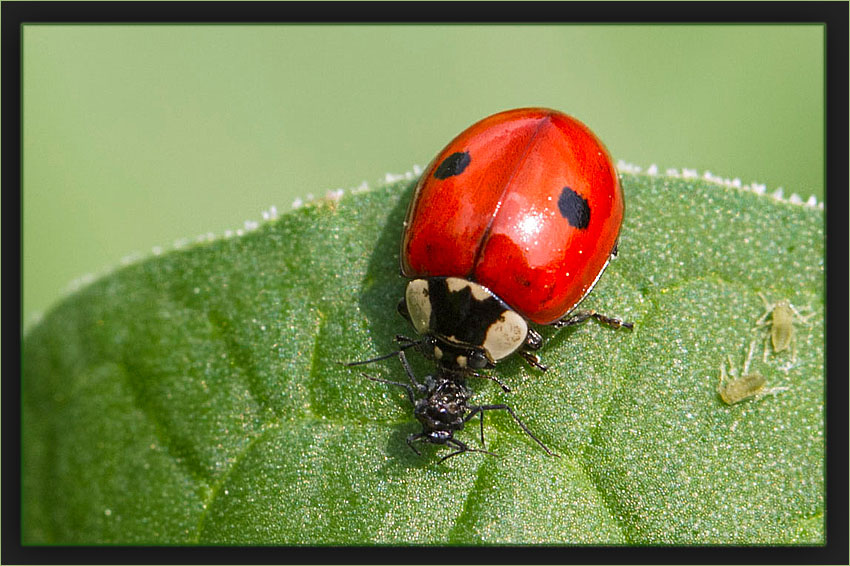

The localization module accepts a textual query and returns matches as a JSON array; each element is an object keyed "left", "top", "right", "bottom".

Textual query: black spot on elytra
[
  {"left": 433, "top": 151, "right": 471, "bottom": 179},
  {"left": 558, "top": 186, "right": 590, "bottom": 229}
]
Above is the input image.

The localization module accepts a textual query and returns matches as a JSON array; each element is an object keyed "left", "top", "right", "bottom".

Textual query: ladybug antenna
[
  {"left": 465, "top": 370, "right": 511, "bottom": 393},
  {"left": 343, "top": 337, "right": 422, "bottom": 367}
]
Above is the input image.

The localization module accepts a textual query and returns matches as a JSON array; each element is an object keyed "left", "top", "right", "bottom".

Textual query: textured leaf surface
[{"left": 22, "top": 172, "right": 824, "bottom": 544}]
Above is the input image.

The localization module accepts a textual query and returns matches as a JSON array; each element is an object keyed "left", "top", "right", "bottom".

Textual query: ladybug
[{"left": 397, "top": 108, "right": 631, "bottom": 373}]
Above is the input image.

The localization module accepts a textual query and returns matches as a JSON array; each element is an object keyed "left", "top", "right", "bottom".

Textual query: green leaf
[{"left": 22, "top": 172, "right": 824, "bottom": 544}]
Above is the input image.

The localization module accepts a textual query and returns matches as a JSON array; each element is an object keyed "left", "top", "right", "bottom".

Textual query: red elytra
[{"left": 401, "top": 107, "right": 623, "bottom": 325}]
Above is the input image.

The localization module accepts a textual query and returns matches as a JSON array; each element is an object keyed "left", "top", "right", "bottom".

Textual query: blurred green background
[{"left": 23, "top": 25, "right": 824, "bottom": 328}]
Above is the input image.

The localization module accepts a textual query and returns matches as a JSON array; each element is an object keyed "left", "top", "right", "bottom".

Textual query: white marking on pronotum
[
  {"left": 405, "top": 279, "right": 432, "bottom": 336},
  {"left": 483, "top": 309, "right": 528, "bottom": 361},
  {"left": 445, "top": 277, "right": 492, "bottom": 301}
]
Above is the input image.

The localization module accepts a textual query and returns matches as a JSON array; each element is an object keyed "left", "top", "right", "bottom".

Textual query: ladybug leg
[
  {"left": 343, "top": 350, "right": 402, "bottom": 366},
  {"left": 516, "top": 328, "right": 548, "bottom": 371},
  {"left": 343, "top": 336, "right": 422, "bottom": 367},
  {"left": 467, "top": 370, "right": 512, "bottom": 393},
  {"left": 525, "top": 328, "right": 543, "bottom": 350},
  {"left": 553, "top": 309, "right": 634, "bottom": 330},
  {"left": 465, "top": 404, "right": 557, "bottom": 457},
  {"left": 518, "top": 350, "right": 548, "bottom": 372}
]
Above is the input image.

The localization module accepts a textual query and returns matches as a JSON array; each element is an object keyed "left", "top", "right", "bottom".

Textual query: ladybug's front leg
[
  {"left": 518, "top": 350, "right": 548, "bottom": 372},
  {"left": 553, "top": 309, "right": 634, "bottom": 330},
  {"left": 518, "top": 328, "right": 548, "bottom": 371}
]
